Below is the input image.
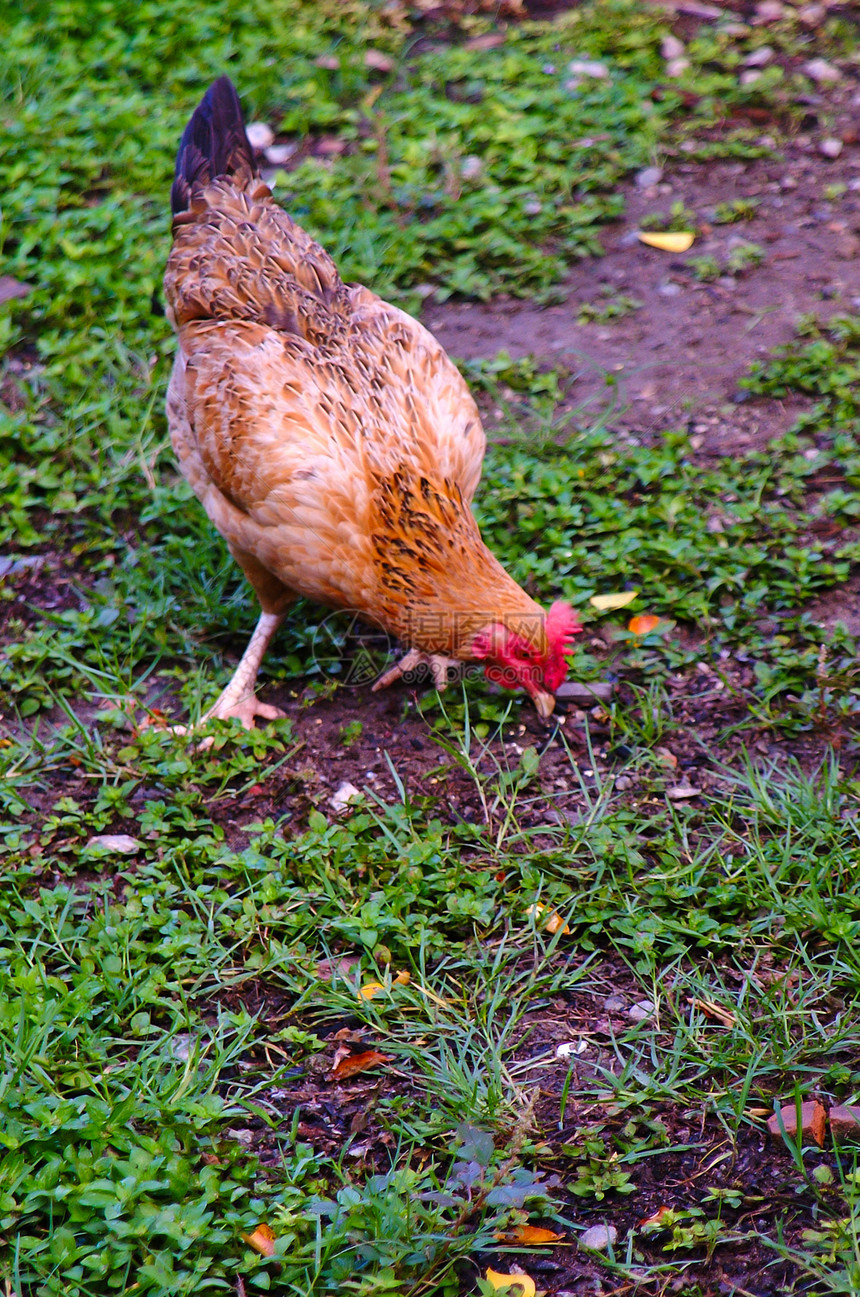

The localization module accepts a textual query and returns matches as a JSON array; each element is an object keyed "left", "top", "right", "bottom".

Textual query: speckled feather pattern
[{"left": 165, "top": 167, "right": 548, "bottom": 658}]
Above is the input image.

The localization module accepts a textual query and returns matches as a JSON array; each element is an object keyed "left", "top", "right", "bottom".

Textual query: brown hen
[{"left": 164, "top": 78, "right": 579, "bottom": 730}]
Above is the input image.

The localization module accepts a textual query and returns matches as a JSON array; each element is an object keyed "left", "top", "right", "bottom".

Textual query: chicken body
[{"left": 164, "top": 79, "right": 577, "bottom": 729}]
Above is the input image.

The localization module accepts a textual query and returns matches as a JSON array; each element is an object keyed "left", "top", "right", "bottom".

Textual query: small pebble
[
  {"left": 555, "top": 1040, "right": 589, "bottom": 1059},
  {"left": 579, "top": 1224, "right": 617, "bottom": 1251},
  {"left": 246, "top": 122, "right": 275, "bottom": 151},
  {"left": 460, "top": 155, "right": 483, "bottom": 181},
  {"left": 740, "top": 70, "right": 763, "bottom": 87},
  {"left": 364, "top": 49, "right": 394, "bottom": 73},
  {"left": 264, "top": 143, "right": 297, "bottom": 166},
  {"left": 661, "top": 34, "right": 685, "bottom": 60},
  {"left": 819, "top": 138, "right": 844, "bottom": 159},
  {"left": 604, "top": 995, "right": 626, "bottom": 1012},
  {"left": 330, "top": 781, "right": 362, "bottom": 814},
  {"left": 804, "top": 57, "right": 841, "bottom": 84},
  {"left": 798, "top": 3, "right": 824, "bottom": 23},
  {"left": 86, "top": 834, "right": 142, "bottom": 854},
  {"left": 744, "top": 45, "right": 774, "bottom": 67},
  {"left": 568, "top": 58, "right": 609, "bottom": 79},
  {"left": 754, "top": 0, "right": 784, "bottom": 20},
  {"left": 636, "top": 166, "right": 663, "bottom": 189},
  {"left": 665, "top": 58, "right": 690, "bottom": 78},
  {"left": 658, "top": 281, "right": 682, "bottom": 298},
  {"left": 628, "top": 999, "right": 655, "bottom": 1022}
]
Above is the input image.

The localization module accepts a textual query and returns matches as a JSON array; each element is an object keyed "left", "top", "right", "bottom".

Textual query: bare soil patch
[{"left": 428, "top": 123, "right": 860, "bottom": 454}]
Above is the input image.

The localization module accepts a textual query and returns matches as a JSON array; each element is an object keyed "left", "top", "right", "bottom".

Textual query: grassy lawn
[{"left": 3, "top": 1, "right": 860, "bottom": 1293}]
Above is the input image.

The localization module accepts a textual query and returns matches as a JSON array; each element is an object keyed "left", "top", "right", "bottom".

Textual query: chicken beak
[{"left": 533, "top": 690, "right": 556, "bottom": 721}]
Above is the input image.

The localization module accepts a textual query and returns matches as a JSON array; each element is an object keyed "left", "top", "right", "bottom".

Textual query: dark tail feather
[{"left": 171, "top": 76, "right": 256, "bottom": 215}]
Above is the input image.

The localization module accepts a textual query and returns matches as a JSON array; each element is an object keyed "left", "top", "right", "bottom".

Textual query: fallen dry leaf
[
  {"left": 688, "top": 996, "right": 736, "bottom": 1028},
  {"left": 589, "top": 589, "right": 638, "bottom": 611},
  {"left": 357, "top": 970, "right": 410, "bottom": 1000},
  {"left": 358, "top": 980, "right": 385, "bottom": 1001},
  {"left": 639, "top": 1206, "right": 674, "bottom": 1231},
  {"left": 500, "top": 1225, "right": 564, "bottom": 1244},
  {"left": 628, "top": 613, "right": 660, "bottom": 635},
  {"left": 666, "top": 785, "right": 701, "bottom": 801},
  {"left": 526, "top": 903, "right": 570, "bottom": 936},
  {"left": 330, "top": 1048, "right": 391, "bottom": 1080},
  {"left": 485, "top": 1269, "right": 536, "bottom": 1297},
  {"left": 243, "top": 1223, "right": 276, "bottom": 1257},
  {"left": 638, "top": 230, "right": 695, "bottom": 252}
]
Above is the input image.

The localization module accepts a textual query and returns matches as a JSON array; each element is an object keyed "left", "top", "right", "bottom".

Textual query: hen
[{"left": 164, "top": 77, "right": 580, "bottom": 729}]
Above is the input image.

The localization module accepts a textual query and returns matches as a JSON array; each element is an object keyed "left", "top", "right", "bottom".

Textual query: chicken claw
[
  {"left": 171, "top": 694, "right": 285, "bottom": 749},
  {"left": 169, "top": 609, "right": 286, "bottom": 748},
  {"left": 372, "top": 648, "right": 459, "bottom": 693}
]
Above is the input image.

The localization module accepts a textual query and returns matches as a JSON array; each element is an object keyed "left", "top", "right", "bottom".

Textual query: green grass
[{"left": 3, "top": 0, "right": 860, "bottom": 1292}]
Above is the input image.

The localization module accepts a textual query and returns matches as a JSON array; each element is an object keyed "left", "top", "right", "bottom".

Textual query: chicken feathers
[{"left": 164, "top": 77, "right": 579, "bottom": 729}]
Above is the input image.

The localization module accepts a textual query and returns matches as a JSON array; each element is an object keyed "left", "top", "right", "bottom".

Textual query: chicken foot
[
  {"left": 173, "top": 609, "right": 286, "bottom": 742},
  {"left": 372, "top": 648, "right": 460, "bottom": 693}
]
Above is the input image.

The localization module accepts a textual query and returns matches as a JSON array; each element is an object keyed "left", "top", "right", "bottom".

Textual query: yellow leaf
[
  {"left": 638, "top": 230, "right": 695, "bottom": 251},
  {"left": 358, "top": 981, "right": 385, "bottom": 1000},
  {"left": 589, "top": 590, "right": 638, "bottom": 611},
  {"left": 358, "top": 970, "right": 410, "bottom": 1000},
  {"left": 526, "top": 903, "right": 570, "bottom": 936},
  {"left": 243, "top": 1223, "right": 276, "bottom": 1257},
  {"left": 501, "top": 1225, "right": 564, "bottom": 1244},
  {"left": 485, "top": 1269, "right": 537, "bottom": 1297},
  {"left": 628, "top": 614, "right": 660, "bottom": 636}
]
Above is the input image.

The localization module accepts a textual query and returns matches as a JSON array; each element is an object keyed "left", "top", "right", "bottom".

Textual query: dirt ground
[{"left": 430, "top": 94, "right": 860, "bottom": 455}]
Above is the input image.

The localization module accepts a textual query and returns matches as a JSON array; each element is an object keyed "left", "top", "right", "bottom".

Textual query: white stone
[
  {"left": 628, "top": 999, "right": 656, "bottom": 1022},
  {"left": 803, "top": 57, "right": 841, "bottom": 84},
  {"left": 636, "top": 166, "right": 663, "bottom": 189},
  {"left": 666, "top": 58, "right": 690, "bottom": 78},
  {"left": 580, "top": 1224, "right": 617, "bottom": 1251},
  {"left": 661, "top": 34, "right": 685, "bottom": 59},
  {"left": 568, "top": 59, "right": 609, "bottom": 79},
  {"left": 86, "top": 834, "right": 141, "bottom": 854},
  {"left": 330, "top": 781, "right": 362, "bottom": 814},
  {"left": 555, "top": 1040, "right": 589, "bottom": 1059},
  {"left": 744, "top": 45, "right": 774, "bottom": 67},
  {"left": 820, "top": 138, "right": 844, "bottom": 159},
  {"left": 246, "top": 122, "right": 275, "bottom": 151},
  {"left": 264, "top": 143, "right": 297, "bottom": 166}
]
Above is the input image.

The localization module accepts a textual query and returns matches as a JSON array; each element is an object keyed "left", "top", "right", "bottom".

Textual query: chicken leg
[
  {"left": 372, "top": 648, "right": 460, "bottom": 693},
  {"left": 172, "top": 610, "right": 286, "bottom": 739}
]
